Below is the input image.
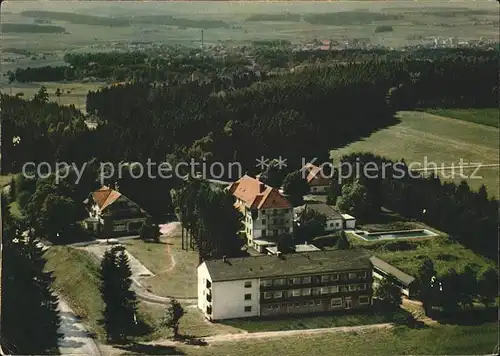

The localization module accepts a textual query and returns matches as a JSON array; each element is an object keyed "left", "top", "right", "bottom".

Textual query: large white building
[
  {"left": 228, "top": 175, "right": 294, "bottom": 251},
  {"left": 197, "top": 250, "right": 373, "bottom": 321}
]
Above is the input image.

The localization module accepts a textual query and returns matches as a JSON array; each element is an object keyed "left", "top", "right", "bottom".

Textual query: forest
[{"left": 1, "top": 48, "right": 498, "bottom": 246}]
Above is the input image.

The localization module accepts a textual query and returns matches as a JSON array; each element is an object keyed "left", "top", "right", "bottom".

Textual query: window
[
  {"left": 303, "top": 301, "right": 308, "bottom": 307},
  {"left": 359, "top": 296, "right": 370, "bottom": 305},
  {"left": 331, "top": 274, "right": 339, "bottom": 281},
  {"left": 331, "top": 298, "right": 342, "bottom": 307},
  {"left": 349, "top": 285, "right": 357, "bottom": 291},
  {"left": 321, "top": 275, "right": 329, "bottom": 282},
  {"left": 267, "top": 305, "right": 274, "bottom": 311},
  {"left": 315, "top": 300, "right": 322, "bottom": 306},
  {"left": 295, "top": 303, "right": 300, "bottom": 307},
  {"left": 264, "top": 292, "right": 273, "bottom": 299},
  {"left": 349, "top": 273, "right": 357, "bottom": 280},
  {"left": 292, "top": 289, "right": 301, "bottom": 297},
  {"left": 262, "top": 229, "right": 267, "bottom": 237},
  {"left": 303, "top": 276, "right": 311, "bottom": 284},
  {"left": 244, "top": 281, "right": 252, "bottom": 288},
  {"left": 244, "top": 293, "right": 252, "bottom": 300},
  {"left": 336, "top": 222, "right": 340, "bottom": 227},
  {"left": 262, "top": 219, "right": 266, "bottom": 225},
  {"left": 330, "top": 286, "right": 339, "bottom": 293},
  {"left": 312, "top": 287, "right": 320, "bottom": 295},
  {"left": 361, "top": 271, "right": 367, "bottom": 279},
  {"left": 275, "top": 278, "right": 286, "bottom": 286},
  {"left": 262, "top": 279, "right": 272, "bottom": 287},
  {"left": 244, "top": 306, "right": 252, "bottom": 312},
  {"left": 293, "top": 277, "right": 301, "bottom": 285},
  {"left": 320, "top": 287, "right": 329, "bottom": 294},
  {"left": 358, "top": 284, "right": 366, "bottom": 291},
  {"left": 274, "top": 291, "right": 283, "bottom": 299},
  {"left": 302, "top": 288, "right": 311, "bottom": 296},
  {"left": 329, "top": 222, "right": 334, "bottom": 227},
  {"left": 309, "top": 300, "right": 315, "bottom": 306}
]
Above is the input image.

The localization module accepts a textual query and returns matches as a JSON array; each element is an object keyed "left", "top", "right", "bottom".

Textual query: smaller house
[
  {"left": 301, "top": 163, "right": 330, "bottom": 194},
  {"left": 341, "top": 213, "right": 356, "bottom": 230},
  {"left": 294, "top": 202, "right": 344, "bottom": 232},
  {"left": 83, "top": 185, "right": 150, "bottom": 238},
  {"left": 370, "top": 256, "right": 416, "bottom": 298}
]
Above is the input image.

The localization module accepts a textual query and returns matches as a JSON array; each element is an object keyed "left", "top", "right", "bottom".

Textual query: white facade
[
  {"left": 198, "top": 262, "right": 260, "bottom": 320},
  {"left": 325, "top": 218, "right": 344, "bottom": 232},
  {"left": 243, "top": 207, "right": 294, "bottom": 245},
  {"left": 341, "top": 214, "right": 356, "bottom": 229}
]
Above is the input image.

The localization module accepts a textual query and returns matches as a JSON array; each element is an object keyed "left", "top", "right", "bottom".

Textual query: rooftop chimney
[{"left": 259, "top": 182, "right": 265, "bottom": 193}]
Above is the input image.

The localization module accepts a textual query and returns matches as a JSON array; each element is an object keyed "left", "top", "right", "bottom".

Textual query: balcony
[
  {"left": 206, "top": 306, "right": 212, "bottom": 315},
  {"left": 206, "top": 293, "right": 212, "bottom": 302},
  {"left": 206, "top": 280, "right": 212, "bottom": 289},
  {"left": 260, "top": 287, "right": 372, "bottom": 304},
  {"left": 260, "top": 274, "right": 371, "bottom": 291}
]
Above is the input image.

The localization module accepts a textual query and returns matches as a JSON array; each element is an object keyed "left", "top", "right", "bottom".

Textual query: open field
[
  {"left": 330, "top": 111, "right": 500, "bottom": 197},
  {"left": 4, "top": 81, "right": 107, "bottom": 113},
  {"left": 1, "top": 2, "right": 497, "bottom": 65},
  {"left": 122, "top": 235, "right": 199, "bottom": 299},
  {"left": 103, "top": 323, "right": 499, "bottom": 356},
  {"left": 424, "top": 108, "right": 499, "bottom": 128}
]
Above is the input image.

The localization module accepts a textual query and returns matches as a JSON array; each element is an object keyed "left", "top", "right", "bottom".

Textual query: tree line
[{"left": 327, "top": 152, "right": 497, "bottom": 260}]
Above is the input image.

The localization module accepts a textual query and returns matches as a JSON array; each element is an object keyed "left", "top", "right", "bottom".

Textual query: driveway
[{"left": 58, "top": 298, "right": 101, "bottom": 356}]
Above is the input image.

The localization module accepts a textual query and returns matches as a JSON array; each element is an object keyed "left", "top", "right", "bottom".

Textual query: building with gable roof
[
  {"left": 228, "top": 175, "right": 293, "bottom": 251},
  {"left": 83, "top": 185, "right": 150, "bottom": 237},
  {"left": 301, "top": 163, "right": 330, "bottom": 194}
]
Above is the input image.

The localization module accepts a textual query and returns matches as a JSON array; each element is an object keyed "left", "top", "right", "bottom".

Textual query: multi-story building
[
  {"left": 228, "top": 175, "right": 293, "bottom": 251},
  {"left": 197, "top": 249, "right": 373, "bottom": 321},
  {"left": 83, "top": 185, "right": 149, "bottom": 237}
]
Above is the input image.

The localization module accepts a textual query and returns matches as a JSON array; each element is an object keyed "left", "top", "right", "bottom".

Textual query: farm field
[
  {"left": 425, "top": 108, "right": 499, "bottom": 128},
  {"left": 330, "top": 111, "right": 500, "bottom": 197},
  {"left": 5, "top": 81, "right": 107, "bottom": 113}
]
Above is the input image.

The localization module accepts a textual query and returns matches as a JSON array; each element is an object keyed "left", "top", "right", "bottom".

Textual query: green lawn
[
  {"left": 347, "top": 231, "right": 495, "bottom": 278},
  {"left": 123, "top": 235, "right": 199, "bottom": 298},
  {"left": 425, "top": 108, "right": 499, "bottom": 128},
  {"left": 330, "top": 111, "right": 499, "bottom": 197},
  {"left": 116, "top": 323, "right": 499, "bottom": 356},
  {"left": 44, "top": 246, "right": 156, "bottom": 342},
  {"left": 221, "top": 308, "right": 407, "bottom": 333},
  {"left": 139, "top": 303, "right": 242, "bottom": 341}
]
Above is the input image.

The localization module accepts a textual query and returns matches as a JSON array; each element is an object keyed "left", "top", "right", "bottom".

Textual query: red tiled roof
[
  {"left": 302, "top": 163, "right": 330, "bottom": 186},
  {"left": 92, "top": 186, "right": 122, "bottom": 211},
  {"left": 228, "top": 175, "right": 291, "bottom": 210}
]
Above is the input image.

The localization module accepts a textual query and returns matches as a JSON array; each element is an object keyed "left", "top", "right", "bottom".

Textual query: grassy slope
[
  {"left": 123, "top": 236, "right": 199, "bottom": 298},
  {"left": 424, "top": 108, "right": 499, "bottom": 128},
  {"left": 44, "top": 246, "right": 106, "bottom": 339},
  {"left": 172, "top": 323, "right": 498, "bottom": 356},
  {"left": 330, "top": 111, "right": 499, "bottom": 197}
]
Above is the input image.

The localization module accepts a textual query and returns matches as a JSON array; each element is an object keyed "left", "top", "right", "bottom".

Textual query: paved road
[{"left": 58, "top": 298, "right": 101, "bottom": 356}]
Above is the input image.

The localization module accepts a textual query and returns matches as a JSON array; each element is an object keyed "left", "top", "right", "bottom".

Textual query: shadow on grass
[
  {"left": 117, "top": 342, "right": 186, "bottom": 355},
  {"left": 430, "top": 307, "right": 497, "bottom": 326},
  {"left": 178, "top": 334, "right": 208, "bottom": 346}
]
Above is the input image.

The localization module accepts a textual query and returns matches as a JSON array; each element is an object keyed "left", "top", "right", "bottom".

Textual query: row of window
[
  {"left": 264, "top": 296, "right": 370, "bottom": 311},
  {"left": 260, "top": 272, "right": 368, "bottom": 287},
  {"left": 262, "top": 284, "right": 367, "bottom": 299}
]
